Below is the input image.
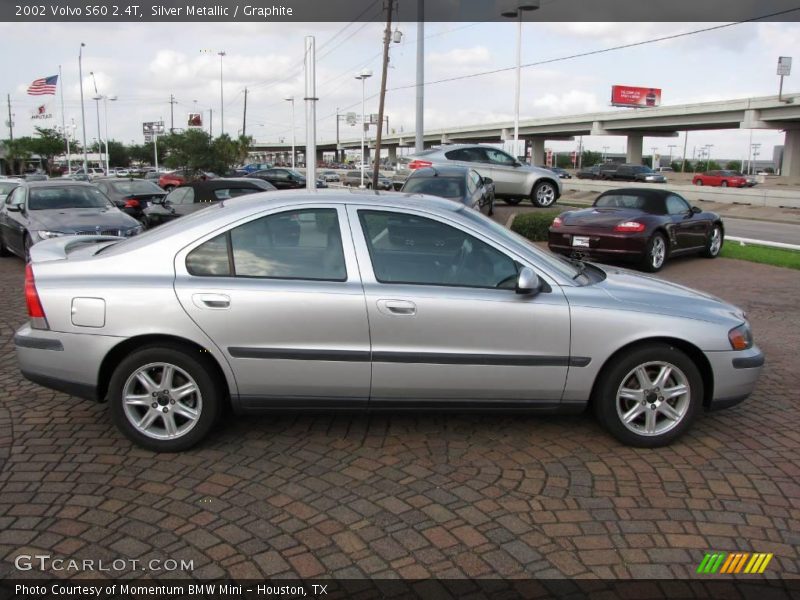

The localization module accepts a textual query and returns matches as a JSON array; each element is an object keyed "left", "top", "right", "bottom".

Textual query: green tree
[
  {"left": 28, "top": 127, "right": 67, "bottom": 172},
  {"left": 106, "top": 140, "right": 130, "bottom": 167},
  {"left": 1, "top": 139, "right": 33, "bottom": 174},
  {"left": 581, "top": 150, "right": 602, "bottom": 167},
  {"left": 725, "top": 160, "right": 742, "bottom": 172},
  {"left": 671, "top": 161, "right": 684, "bottom": 172},
  {"left": 160, "top": 130, "right": 251, "bottom": 175}
]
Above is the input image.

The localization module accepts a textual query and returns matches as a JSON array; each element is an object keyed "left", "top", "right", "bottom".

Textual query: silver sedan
[{"left": 14, "top": 190, "right": 764, "bottom": 452}]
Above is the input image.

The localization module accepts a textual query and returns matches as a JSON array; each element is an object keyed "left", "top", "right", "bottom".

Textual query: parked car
[
  {"left": 548, "top": 188, "right": 724, "bottom": 272},
  {"left": 396, "top": 144, "right": 562, "bottom": 207},
  {"left": 576, "top": 165, "right": 605, "bottom": 180},
  {"left": 93, "top": 178, "right": 167, "bottom": 224},
  {"left": 14, "top": 190, "right": 762, "bottom": 452},
  {"left": 113, "top": 168, "right": 131, "bottom": 178},
  {"left": 601, "top": 164, "right": 667, "bottom": 183},
  {"left": 545, "top": 166, "right": 572, "bottom": 179},
  {"left": 0, "top": 179, "right": 22, "bottom": 202},
  {"left": 23, "top": 173, "right": 49, "bottom": 182},
  {"left": 246, "top": 168, "right": 307, "bottom": 190},
  {"left": 0, "top": 181, "right": 142, "bottom": 260},
  {"left": 655, "top": 167, "right": 674, "bottom": 173},
  {"left": 235, "top": 162, "right": 273, "bottom": 175},
  {"left": 143, "top": 178, "right": 276, "bottom": 228},
  {"left": 692, "top": 170, "right": 748, "bottom": 188},
  {"left": 342, "top": 171, "right": 393, "bottom": 190},
  {"left": 320, "top": 170, "right": 341, "bottom": 182},
  {"left": 401, "top": 166, "right": 494, "bottom": 216},
  {"left": 159, "top": 170, "right": 215, "bottom": 191}
]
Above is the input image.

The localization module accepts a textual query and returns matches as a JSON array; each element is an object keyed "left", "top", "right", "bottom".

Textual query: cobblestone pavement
[{"left": 0, "top": 249, "right": 798, "bottom": 581}]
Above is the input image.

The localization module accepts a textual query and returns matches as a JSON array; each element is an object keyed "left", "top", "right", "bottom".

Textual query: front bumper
[{"left": 705, "top": 346, "right": 765, "bottom": 410}]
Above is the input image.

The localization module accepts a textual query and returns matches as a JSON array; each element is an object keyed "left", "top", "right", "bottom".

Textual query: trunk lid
[{"left": 560, "top": 207, "right": 642, "bottom": 229}]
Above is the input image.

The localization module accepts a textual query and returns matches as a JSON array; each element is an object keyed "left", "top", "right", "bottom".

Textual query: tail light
[
  {"left": 408, "top": 160, "right": 432, "bottom": 170},
  {"left": 552, "top": 216, "right": 563, "bottom": 227},
  {"left": 124, "top": 198, "right": 141, "bottom": 208},
  {"left": 614, "top": 221, "right": 646, "bottom": 233},
  {"left": 25, "top": 264, "right": 49, "bottom": 330}
]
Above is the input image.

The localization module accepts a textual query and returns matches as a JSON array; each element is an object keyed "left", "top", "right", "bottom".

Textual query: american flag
[{"left": 27, "top": 75, "right": 58, "bottom": 96}]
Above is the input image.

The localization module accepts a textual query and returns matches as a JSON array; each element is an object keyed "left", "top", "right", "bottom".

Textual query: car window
[
  {"left": 28, "top": 186, "right": 112, "bottom": 210},
  {"left": 666, "top": 195, "right": 690, "bottom": 215},
  {"left": 403, "top": 177, "right": 465, "bottom": 199},
  {"left": 444, "top": 148, "right": 488, "bottom": 163},
  {"left": 166, "top": 187, "right": 195, "bottom": 205},
  {"left": 111, "top": 180, "right": 164, "bottom": 195},
  {"left": 358, "top": 210, "right": 518, "bottom": 289},
  {"left": 484, "top": 149, "right": 516, "bottom": 166},
  {"left": 187, "top": 209, "right": 345, "bottom": 280},
  {"left": 268, "top": 170, "right": 289, "bottom": 182},
  {"left": 595, "top": 194, "right": 662, "bottom": 213},
  {"left": 213, "top": 187, "right": 261, "bottom": 200},
  {"left": 466, "top": 173, "right": 477, "bottom": 194},
  {"left": 5, "top": 186, "right": 24, "bottom": 206}
]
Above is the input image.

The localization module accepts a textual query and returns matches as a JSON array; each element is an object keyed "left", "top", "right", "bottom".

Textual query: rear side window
[
  {"left": 167, "top": 187, "right": 195, "bottom": 205},
  {"left": 213, "top": 187, "right": 261, "bottom": 200},
  {"left": 186, "top": 233, "right": 231, "bottom": 276},
  {"left": 445, "top": 148, "right": 487, "bottom": 163}
]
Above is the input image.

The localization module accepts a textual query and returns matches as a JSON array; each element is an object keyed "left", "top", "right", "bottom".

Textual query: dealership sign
[{"left": 611, "top": 86, "right": 661, "bottom": 108}]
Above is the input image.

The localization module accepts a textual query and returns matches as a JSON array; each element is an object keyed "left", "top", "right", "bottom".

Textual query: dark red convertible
[{"left": 548, "top": 188, "right": 724, "bottom": 272}]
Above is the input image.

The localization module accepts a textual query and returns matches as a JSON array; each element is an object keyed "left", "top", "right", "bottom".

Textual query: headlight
[
  {"left": 33, "top": 230, "right": 65, "bottom": 240},
  {"left": 728, "top": 323, "right": 753, "bottom": 350},
  {"left": 125, "top": 225, "right": 144, "bottom": 237}
]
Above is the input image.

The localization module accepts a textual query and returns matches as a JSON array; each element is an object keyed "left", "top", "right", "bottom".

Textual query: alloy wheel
[
  {"left": 650, "top": 236, "right": 666, "bottom": 269},
  {"left": 615, "top": 361, "right": 691, "bottom": 436}
]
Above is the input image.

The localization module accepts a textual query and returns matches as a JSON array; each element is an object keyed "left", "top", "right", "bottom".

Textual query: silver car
[
  {"left": 14, "top": 190, "right": 763, "bottom": 452},
  {"left": 396, "top": 144, "right": 563, "bottom": 207}
]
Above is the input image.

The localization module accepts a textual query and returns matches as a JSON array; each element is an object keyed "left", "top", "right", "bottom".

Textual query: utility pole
[
  {"left": 304, "top": 37, "right": 317, "bottom": 189},
  {"left": 169, "top": 94, "right": 177, "bottom": 133},
  {"left": 372, "top": 0, "right": 394, "bottom": 188},
  {"left": 6, "top": 94, "right": 13, "bottom": 141},
  {"left": 209, "top": 108, "right": 213, "bottom": 137},
  {"left": 242, "top": 87, "right": 248, "bottom": 137},
  {"left": 682, "top": 131, "right": 689, "bottom": 172},
  {"left": 415, "top": 0, "right": 424, "bottom": 153}
]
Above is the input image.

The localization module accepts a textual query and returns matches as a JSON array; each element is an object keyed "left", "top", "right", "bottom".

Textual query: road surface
[{"left": 723, "top": 217, "right": 800, "bottom": 246}]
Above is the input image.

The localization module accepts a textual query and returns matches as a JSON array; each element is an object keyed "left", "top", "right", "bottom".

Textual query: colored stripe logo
[{"left": 697, "top": 552, "right": 773, "bottom": 574}]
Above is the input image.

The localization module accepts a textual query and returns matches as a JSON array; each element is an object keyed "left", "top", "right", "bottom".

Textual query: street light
[
  {"left": 284, "top": 97, "right": 295, "bottom": 170},
  {"left": 90, "top": 72, "right": 103, "bottom": 170},
  {"left": 501, "top": 1, "right": 540, "bottom": 158},
  {"left": 218, "top": 51, "right": 226, "bottom": 136},
  {"left": 705, "top": 144, "right": 714, "bottom": 170},
  {"left": 650, "top": 146, "right": 658, "bottom": 169},
  {"left": 78, "top": 43, "right": 88, "bottom": 173},
  {"left": 355, "top": 69, "right": 373, "bottom": 188},
  {"left": 101, "top": 95, "right": 117, "bottom": 173},
  {"left": 602, "top": 145, "right": 609, "bottom": 162}
]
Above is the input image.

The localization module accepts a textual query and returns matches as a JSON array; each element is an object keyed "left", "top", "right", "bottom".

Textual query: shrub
[{"left": 510, "top": 210, "right": 562, "bottom": 242}]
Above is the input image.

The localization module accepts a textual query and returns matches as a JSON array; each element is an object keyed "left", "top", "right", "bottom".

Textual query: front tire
[
  {"left": 641, "top": 232, "right": 667, "bottom": 272},
  {"left": 108, "top": 345, "right": 222, "bottom": 452},
  {"left": 531, "top": 181, "right": 557, "bottom": 208},
  {"left": 593, "top": 344, "right": 702, "bottom": 447},
  {"left": 702, "top": 224, "right": 723, "bottom": 258}
]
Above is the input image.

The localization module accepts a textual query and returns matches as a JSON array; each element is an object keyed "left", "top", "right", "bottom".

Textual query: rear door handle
[
  {"left": 192, "top": 293, "right": 230, "bottom": 309},
  {"left": 377, "top": 299, "right": 416, "bottom": 316}
]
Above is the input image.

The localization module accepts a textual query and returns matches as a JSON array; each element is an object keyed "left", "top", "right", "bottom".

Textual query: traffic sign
[
  {"left": 778, "top": 56, "right": 792, "bottom": 76},
  {"left": 142, "top": 121, "right": 165, "bottom": 134},
  {"left": 346, "top": 112, "right": 357, "bottom": 126}
]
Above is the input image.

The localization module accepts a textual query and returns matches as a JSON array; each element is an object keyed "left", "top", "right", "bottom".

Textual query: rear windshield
[
  {"left": 110, "top": 180, "right": 164, "bottom": 195},
  {"left": 28, "top": 186, "right": 113, "bottom": 210},
  {"left": 403, "top": 176, "right": 465, "bottom": 199},
  {"left": 595, "top": 194, "right": 661, "bottom": 213}
]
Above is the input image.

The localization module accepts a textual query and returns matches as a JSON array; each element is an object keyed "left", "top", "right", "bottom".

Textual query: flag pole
[{"left": 58, "top": 66, "right": 72, "bottom": 173}]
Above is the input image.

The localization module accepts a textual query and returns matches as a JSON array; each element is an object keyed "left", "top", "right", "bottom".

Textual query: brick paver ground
[{"left": 0, "top": 243, "right": 798, "bottom": 580}]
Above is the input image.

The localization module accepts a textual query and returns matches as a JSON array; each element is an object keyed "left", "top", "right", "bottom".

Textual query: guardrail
[{"left": 726, "top": 236, "right": 800, "bottom": 252}]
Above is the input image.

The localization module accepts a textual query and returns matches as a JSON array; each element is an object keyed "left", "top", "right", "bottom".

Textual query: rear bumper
[
  {"left": 548, "top": 229, "right": 648, "bottom": 260},
  {"left": 705, "top": 346, "right": 765, "bottom": 411}
]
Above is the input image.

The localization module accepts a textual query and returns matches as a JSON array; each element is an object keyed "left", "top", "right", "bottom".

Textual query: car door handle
[
  {"left": 192, "top": 293, "right": 230, "bottom": 309},
  {"left": 377, "top": 299, "right": 417, "bottom": 316}
]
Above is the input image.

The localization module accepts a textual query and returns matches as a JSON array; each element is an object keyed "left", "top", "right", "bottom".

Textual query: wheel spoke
[
  {"left": 622, "top": 403, "right": 646, "bottom": 424},
  {"left": 653, "top": 366, "right": 672, "bottom": 389},
  {"left": 663, "top": 384, "right": 688, "bottom": 400},
  {"left": 137, "top": 409, "right": 159, "bottom": 430},
  {"left": 635, "top": 367, "right": 651, "bottom": 389},
  {"left": 172, "top": 402, "right": 199, "bottom": 421},
  {"left": 160, "top": 365, "right": 175, "bottom": 389},
  {"left": 163, "top": 412, "right": 178, "bottom": 436},
  {"left": 644, "top": 409, "right": 658, "bottom": 433},
  {"left": 658, "top": 402, "right": 682, "bottom": 422},
  {"left": 125, "top": 393, "right": 152, "bottom": 406},
  {"left": 135, "top": 371, "right": 159, "bottom": 393},
  {"left": 170, "top": 382, "right": 197, "bottom": 401},
  {"left": 619, "top": 387, "right": 644, "bottom": 402}
]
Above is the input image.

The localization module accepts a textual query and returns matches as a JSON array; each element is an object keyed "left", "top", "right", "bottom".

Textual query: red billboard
[{"left": 611, "top": 85, "right": 662, "bottom": 108}]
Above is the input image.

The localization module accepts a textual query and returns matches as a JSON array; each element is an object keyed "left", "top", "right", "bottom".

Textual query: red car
[
  {"left": 692, "top": 170, "right": 747, "bottom": 187},
  {"left": 158, "top": 169, "right": 215, "bottom": 191},
  {"left": 548, "top": 188, "right": 724, "bottom": 272}
]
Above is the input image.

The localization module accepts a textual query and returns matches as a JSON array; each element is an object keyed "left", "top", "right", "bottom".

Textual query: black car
[
  {"left": 400, "top": 166, "right": 495, "bottom": 216},
  {"left": 143, "top": 178, "right": 276, "bottom": 227},
  {"left": 547, "top": 167, "right": 572, "bottom": 179},
  {"left": 576, "top": 165, "right": 604, "bottom": 179},
  {"left": 92, "top": 178, "right": 167, "bottom": 224},
  {"left": 342, "top": 171, "right": 393, "bottom": 190},
  {"left": 0, "top": 181, "right": 141, "bottom": 260},
  {"left": 601, "top": 164, "right": 667, "bottom": 183},
  {"left": 246, "top": 168, "right": 306, "bottom": 190}
]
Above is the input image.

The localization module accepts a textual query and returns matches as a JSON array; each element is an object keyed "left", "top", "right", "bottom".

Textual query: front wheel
[
  {"left": 721, "top": 181, "right": 728, "bottom": 188},
  {"left": 593, "top": 344, "right": 702, "bottom": 447},
  {"left": 694, "top": 179, "right": 703, "bottom": 186},
  {"left": 531, "top": 181, "right": 557, "bottom": 208},
  {"left": 702, "top": 224, "right": 723, "bottom": 258},
  {"left": 641, "top": 232, "right": 667, "bottom": 272},
  {"left": 108, "top": 345, "right": 222, "bottom": 452}
]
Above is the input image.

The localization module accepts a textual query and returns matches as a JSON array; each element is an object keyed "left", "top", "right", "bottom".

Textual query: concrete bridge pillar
[
  {"left": 781, "top": 129, "right": 800, "bottom": 177},
  {"left": 626, "top": 134, "right": 643, "bottom": 164},
  {"left": 388, "top": 145, "right": 397, "bottom": 165},
  {"left": 316, "top": 148, "right": 324, "bottom": 165},
  {"left": 531, "top": 138, "right": 546, "bottom": 166}
]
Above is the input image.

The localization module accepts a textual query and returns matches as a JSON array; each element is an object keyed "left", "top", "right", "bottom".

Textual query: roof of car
[
  {"left": 182, "top": 178, "right": 268, "bottom": 189},
  {"left": 19, "top": 180, "right": 94, "bottom": 188},
  {"left": 408, "top": 166, "right": 469, "bottom": 178}
]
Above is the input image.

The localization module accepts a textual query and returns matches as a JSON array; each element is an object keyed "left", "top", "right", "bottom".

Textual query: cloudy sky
[{"left": 1, "top": 20, "right": 799, "bottom": 162}]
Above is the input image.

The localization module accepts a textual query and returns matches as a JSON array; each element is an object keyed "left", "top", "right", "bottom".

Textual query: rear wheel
[
  {"left": 641, "top": 232, "right": 667, "bottom": 272},
  {"left": 593, "top": 344, "right": 702, "bottom": 447},
  {"left": 531, "top": 181, "right": 557, "bottom": 208},
  {"left": 695, "top": 179, "right": 703, "bottom": 186},
  {"left": 702, "top": 224, "right": 723, "bottom": 258},
  {"left": 721, "top": 181, "right": 728, "bottom": 188},
  {"left": 108, "top": 345, "right": 222, "bottom": 452}
]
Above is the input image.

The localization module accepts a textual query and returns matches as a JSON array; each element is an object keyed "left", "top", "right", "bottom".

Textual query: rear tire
[
  {"left": 593, "top": 343, "right": 702, "bottom": 447},
  {"left": 695, "top": 179, "right": 703, "bottom": 186},
  {"left": 640, "top": 232, "right": 667, "bottom": 272},
  {"left": 721, "top": 181, "right": 728, "bottom": 187},
  {"left": 108, "top": 345, "right": 222, "bottom": 452},
  {"left": 531, "top": 181, "right": 557, "bottom": 208},
  {"left": 702, "top": 224, "right": 723, "bottom": 258}
]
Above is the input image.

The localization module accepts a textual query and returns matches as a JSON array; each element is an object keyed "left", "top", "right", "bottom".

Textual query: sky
[{"left": 1, "top": 19, "right": 799, "bottom": 163}]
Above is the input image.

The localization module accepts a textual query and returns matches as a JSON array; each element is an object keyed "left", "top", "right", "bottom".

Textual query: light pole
[
  {"left": 602, "top": 145, "right": 609, "bottom": 162},
  {"left": 90, "top": 72, "right": 102, "bottom": 170},
  {"left": 667, "top": 144, "right": 677, "bottom": 166},
  {"left": 218, "top": 51, "right": 226, "bottom": 136},
  {"left": 78, "top": 43, "right": 88, "bottom": 173},
  {"left": 705, "top": 144, "right": 714, "bottom": 170},
  {"left": 650, "top": 146, "right": 658, "bottom": 169},
  {"left": 501, "top": 2, "right": 540, "bottom": 157},
  {"left": 751, "top": 143, "right": 761, "bottom": 174},
  {"left": 284, "top": 97, "right": 295, "bottom": 170},
  {"left": 355, "top": 69, "right": 373, "bottom": 188},
  {"left": 101, "top": 95, "right": 117, "bottom": 173}
]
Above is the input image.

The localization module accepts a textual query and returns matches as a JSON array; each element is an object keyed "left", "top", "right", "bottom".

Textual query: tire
[
  {"left": 531, "top": 181, "right": 557, "bottom": 208},
  {"left": 695, "top": 179, "right": 703, "bottom": 186},
  {"left": 23, "top": 235, "right": 33, "bottom": 262},
  {"left": 702, "top": 224, "right": 723, "bottom": 258},
  {"left": 593, "top": 343, "right": 702, "bottom": 447},
  {"left": 504, "top": 198, "right": 523, "bottom": 206},
  {"left": 108, "top": 344, "right": 222, "bottom": 452},
  {"left": 640, "top": 232, "right": 667, "bottom": 272},
  {"left": 721, "top": 181, "right": 728, "bottom": 188},
  {"left": 0, "top": 231, "right": 11, "bottom": 257}
]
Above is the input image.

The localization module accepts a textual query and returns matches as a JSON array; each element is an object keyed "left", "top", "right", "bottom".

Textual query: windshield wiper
[{"left": 568, "top": 256, "right": 588, "bottom": 279}]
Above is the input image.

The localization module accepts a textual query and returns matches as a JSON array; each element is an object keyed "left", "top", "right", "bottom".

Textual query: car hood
[
  {"left": 28, "top": 207, "right": 139, "bottom": 232},
  {"left": 560, "top": 207, "right": 645, "bottom": 229},
  {"left": 593, "top": 265, "right": 745, "bottom": 325}
]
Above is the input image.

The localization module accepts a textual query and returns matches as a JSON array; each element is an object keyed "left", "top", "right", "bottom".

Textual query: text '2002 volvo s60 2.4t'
[{"left": 14, "top": 189, "right": 764, "bottom": 452}]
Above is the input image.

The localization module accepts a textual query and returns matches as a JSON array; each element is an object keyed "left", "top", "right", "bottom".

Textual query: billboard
[
  {"left": 611, "top": 86, "right": 661, "bottom": 108},
  {"left": 188, "top": 113, "right": 203, "bottom": 128}
]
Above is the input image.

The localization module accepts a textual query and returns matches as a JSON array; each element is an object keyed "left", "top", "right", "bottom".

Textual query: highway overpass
[{"left": 250, "top": 93, "right": 800, "bottom": 176}]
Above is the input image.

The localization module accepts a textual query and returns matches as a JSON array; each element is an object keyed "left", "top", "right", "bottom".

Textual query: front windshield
[
  {"left": 718, "top": 170, "right": 737, "bottom": 176},
  {"left": 634, "top": 166, "right": 654, "bottom": 174},
  {"left": 458, "top": 208, "right": 585, "bottom": 282},
  {"left": 595, "top": 193, "right": 659, "bottom": 213},
  {"left": 403, "top": 177, "right": 465, "bottom": 199},
  {"left": 287, "top": 170, "right": 304, "bottom": 178},
  {"left": 111, "top": 180, "right": 164, "bottom": 194},
  {"left": 28, "top": 186, "right": 113, "bottom": 210}
]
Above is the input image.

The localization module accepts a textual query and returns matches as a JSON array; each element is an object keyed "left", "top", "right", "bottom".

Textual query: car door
[
  {"left": 483, "top": 148, "right": 522, "bottom": 196},
  {"left": 174, "top": 204, "right": 371, "bottom": 408},
  {"left": 1, "top": 186, "right": 28, "bottom": 254},
  {"left": 469, "top": 170, "right": 490, "bottom": 214},
  {"left": 665, "top": 194, "right": 705, "bottom": 250},
  {"left": 348, "top": 205, "right": 571, "bottom": 405}
]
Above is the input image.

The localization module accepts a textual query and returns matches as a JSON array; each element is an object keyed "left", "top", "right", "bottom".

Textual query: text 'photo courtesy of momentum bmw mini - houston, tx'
[{"left": 2, "top": 0, "right": 800, "bottom": 596}]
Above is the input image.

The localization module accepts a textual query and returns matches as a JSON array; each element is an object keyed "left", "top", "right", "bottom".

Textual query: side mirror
[
  {"left": 7, "top": 204, "right": 21, "bottom": 212},
  {"left": 483, "top": 177, "right": 494, "bottom": 185},
  {"left": 691, "top": 206, "right": 702, "bottom": 214},
  {"left": 512, "top": 161, "right": 523, "bottom": 167},
  {"left": 516, "top": 267, "right": 542, "bottom": 296}
]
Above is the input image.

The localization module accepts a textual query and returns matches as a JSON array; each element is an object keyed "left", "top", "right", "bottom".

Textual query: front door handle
[
  {"left": 192, "top": 293, "right": 230, "bottom": 309},
  {"left": 377, "top": 299, "right": 417, "bottom": 316}
]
